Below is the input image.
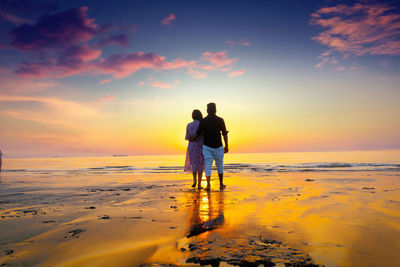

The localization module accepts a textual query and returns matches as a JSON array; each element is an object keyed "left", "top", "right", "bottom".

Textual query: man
[{"left": 196, "top": 103, "right": 229, "bottom": 191}]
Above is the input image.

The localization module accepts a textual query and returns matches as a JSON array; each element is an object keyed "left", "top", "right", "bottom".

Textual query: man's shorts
[{"left": 203, "top": 145, "right": 224, "bottom": 177}]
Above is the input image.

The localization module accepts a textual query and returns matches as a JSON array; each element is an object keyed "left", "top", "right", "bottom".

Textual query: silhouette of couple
[{"left": 185, "top": 103, "right": 228, "bottom": 191}]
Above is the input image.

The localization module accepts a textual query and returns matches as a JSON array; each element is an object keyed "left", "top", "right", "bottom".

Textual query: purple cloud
[
  {"left": 16, "top": 44, "right": 101, "bottom": 78},
  {"left": 98, "top": 34, "right": 129, "bottom": 47},
  {"left": 9, "top": 6, "right": 97, "bottom": 51}
]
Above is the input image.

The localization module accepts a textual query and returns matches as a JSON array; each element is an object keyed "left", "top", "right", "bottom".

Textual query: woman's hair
[{"left": 192, "top": 109, "right": 203, "bottom": 120}]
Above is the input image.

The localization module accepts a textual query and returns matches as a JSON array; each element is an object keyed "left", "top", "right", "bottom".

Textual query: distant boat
[{"left": 112, "top": 154, "right": 128, "bottom": 157}]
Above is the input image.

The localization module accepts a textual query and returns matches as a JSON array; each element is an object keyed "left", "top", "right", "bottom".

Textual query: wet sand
[{"left": 1, "top": 157, "right": 400, "bottom": 266}]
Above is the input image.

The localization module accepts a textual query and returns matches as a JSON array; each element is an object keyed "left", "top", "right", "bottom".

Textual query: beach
[{"left": 1, "top": 151, "right": 400, "bottom": 266}]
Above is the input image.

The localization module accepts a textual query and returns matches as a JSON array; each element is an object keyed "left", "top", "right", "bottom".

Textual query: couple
[{"left": 185, "top": 103, "right": 229, "bottom": 191}]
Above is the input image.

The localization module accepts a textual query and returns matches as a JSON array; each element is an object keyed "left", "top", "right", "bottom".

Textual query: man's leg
[
  {"left": 203, "top": 146, "right": 213, "bottom": 190},
  {"left": 215, "top": 146, "right": 225, "bottom": 189}
]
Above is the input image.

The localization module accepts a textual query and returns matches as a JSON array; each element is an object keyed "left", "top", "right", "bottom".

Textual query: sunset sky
[{"left": 1, "top": 0, "right": 400, "bottom": 157}]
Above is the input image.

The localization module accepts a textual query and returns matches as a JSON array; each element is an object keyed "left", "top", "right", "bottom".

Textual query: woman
[{"left": 185, "top": 109, "right": 204, "bottom": 188}]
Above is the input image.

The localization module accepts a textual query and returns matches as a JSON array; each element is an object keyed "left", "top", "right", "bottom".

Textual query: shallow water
[{"left": 0, "top": 151, "right": 400, "bottom": 266}]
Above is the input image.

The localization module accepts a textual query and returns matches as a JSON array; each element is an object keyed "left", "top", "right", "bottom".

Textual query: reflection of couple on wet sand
[
  {"left": 185, "top": 102, "right": 229, "bottom": 191},
  {"left": 187, "top": 190, "right": 225, "bottom": 238}
]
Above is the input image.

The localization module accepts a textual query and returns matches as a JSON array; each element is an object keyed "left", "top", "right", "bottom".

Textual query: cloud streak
[
  {"left": 161, "top": 14, "right": 176, "bottom": 26},
  {"left": 149, "top": 81, "right": 175, "bottom": 90},
  {"left": 0, "top": 10, "right": 32, "bottom": 25},
  {"left": 225, "top": 38, "right": 251, "bottom": 47},
  {"left": 94, "top": 94, "right": 115, "bottom": 103},
  {"left": 228, "top": 69, "right": 245, "bottom": 78}
]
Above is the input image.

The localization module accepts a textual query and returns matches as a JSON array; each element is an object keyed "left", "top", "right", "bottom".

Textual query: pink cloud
[
  {"left": 310, "top": 3, "right": 400, "bottom": 57},
  {"left": 16, "top": 51, "right": 193, "bottom": 79},
  {"left": 149, "top": 81, "right": 175, "bottom": 90},
  {"left": 94, "top": 94, "right": 115, "bottom": 103},
  {"left": 161, "top": 14, "right": 176, "bottom": 26},
  {"left": 100, "top": 79, "right": 111, "bottom": 84},
  {"left": 225, "top": 38, "right": 251, "bottom": 47},
  {"left": 202, "top": 51, "right": 237, "bottom": 68},
  {"left": 137, "top": 81, "right": 145, "bottom": 87},
  {"left": 228, "top": 69, "right": 245, "bottom": 78},
  {"left": 94, "top": 52, "right": 192, "bottom": 78}
]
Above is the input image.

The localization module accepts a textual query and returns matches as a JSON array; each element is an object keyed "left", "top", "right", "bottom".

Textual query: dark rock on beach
[
  {"left": 186, "top": 236, "right": 322, "bottom": 267},
  {"left": 22, "top": 209, "right": 38, "bottom": 215},
  {"left": 65, "top": 229, "right": 85, "bottom": 238},
  {"left": 362, "top": 187, "right": 375, "bottom": 190},
  {"left": 4, "top": 249, "right": 14, "bottom": 255}
]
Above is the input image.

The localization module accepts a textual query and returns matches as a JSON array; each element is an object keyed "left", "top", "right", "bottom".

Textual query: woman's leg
[
  {"left": 192, "top": 172, "right": 196, "bottom": 187},
  {"left": 197, "top": 172, "right": 202, "bottom": 188}
]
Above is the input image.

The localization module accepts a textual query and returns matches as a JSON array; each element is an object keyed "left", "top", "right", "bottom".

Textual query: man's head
[{"left": 207, "top": 102, "right": 216, "bottom": 114}]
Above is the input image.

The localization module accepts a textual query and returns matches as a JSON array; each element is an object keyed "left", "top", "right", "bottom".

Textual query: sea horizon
[{"left": 2, "top": 148, "right": 400, "bottom": 159}]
